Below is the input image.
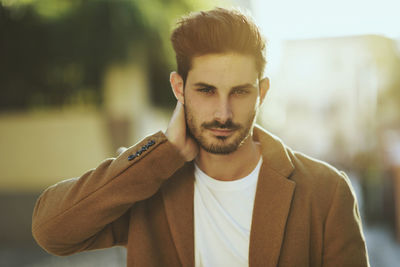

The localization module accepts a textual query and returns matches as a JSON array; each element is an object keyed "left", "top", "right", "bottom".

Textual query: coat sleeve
[
  {"left": 32, "top": 131, "right": 186, "bottom": 256},
  {"left": 322, "top": 172, "right": 370, "bottom": 267}
]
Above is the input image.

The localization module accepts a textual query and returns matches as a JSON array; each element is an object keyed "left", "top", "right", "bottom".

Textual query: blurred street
[{"left": 364, "top": 224, "right": 400, "bottom": 267}]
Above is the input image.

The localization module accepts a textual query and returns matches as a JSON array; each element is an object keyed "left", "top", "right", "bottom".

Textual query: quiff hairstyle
[{"left": 170, "top": 7, "right": 266, "bottom": 85}]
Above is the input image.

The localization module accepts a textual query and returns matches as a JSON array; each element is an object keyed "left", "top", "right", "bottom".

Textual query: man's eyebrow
[
  {"left": 193, "top": 82, "right": 216, "bottom": 89},
  {"left": 232, "top": 83, "right": 257, "bottom": 90},
  {"left": 192, "top": 82, "right": 257, "bottom": 90}
]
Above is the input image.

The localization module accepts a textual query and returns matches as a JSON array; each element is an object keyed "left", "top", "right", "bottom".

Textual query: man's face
[{"left": 183, "top": 53, "right": 263, "bottom": 154}]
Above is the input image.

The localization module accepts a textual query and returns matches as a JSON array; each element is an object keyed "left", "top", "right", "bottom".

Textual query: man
[{"left": 32, "top": 7, "right": 370, "bottom": 267}]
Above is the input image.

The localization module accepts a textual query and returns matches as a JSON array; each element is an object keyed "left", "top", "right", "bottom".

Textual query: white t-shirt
[{"left": 194, "top": 157, "right": 263, "bottom": 267}]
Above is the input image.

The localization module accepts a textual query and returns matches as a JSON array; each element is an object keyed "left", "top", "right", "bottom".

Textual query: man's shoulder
[
  {"left": 285, "top": 147, "right": 354, "bottom": 205},
  {"left": 289, "top": 149, "right": 344, "bottom": 182},
  {"left": 255, "top": 126, "right": 349, "bottom": 194}
]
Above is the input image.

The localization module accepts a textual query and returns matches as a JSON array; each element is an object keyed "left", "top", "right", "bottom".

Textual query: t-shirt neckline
[{"left": 194, "top": 157, "right": 263, "bottom": 191}]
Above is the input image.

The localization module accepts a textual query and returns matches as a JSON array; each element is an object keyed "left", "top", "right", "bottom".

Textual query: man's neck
[{"left": 194, "top": 135, "right": 261, "bottom": 181}]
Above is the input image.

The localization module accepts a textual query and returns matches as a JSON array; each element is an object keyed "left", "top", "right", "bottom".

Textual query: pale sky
[{"left": 251, "top": 0, "right": 400, "bottom": 40}]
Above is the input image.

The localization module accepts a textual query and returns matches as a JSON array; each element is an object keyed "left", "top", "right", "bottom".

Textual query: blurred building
[{"left": 261, "top": 35, "right": 400, "bottom": 166}]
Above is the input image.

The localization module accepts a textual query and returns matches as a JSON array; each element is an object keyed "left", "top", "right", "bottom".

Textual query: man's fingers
[{"left": 176, "top": 101, "right": 186, "bottom": 123}]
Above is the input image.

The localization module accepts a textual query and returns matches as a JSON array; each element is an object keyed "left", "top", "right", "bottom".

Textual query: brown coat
[{"left": 32, "top": 126, "right": 370, "bottom": 266}]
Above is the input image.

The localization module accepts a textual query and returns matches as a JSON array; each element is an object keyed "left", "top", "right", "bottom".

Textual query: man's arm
[
  {"left": 322, "top": 172, "right": 370, "bottom": 267},
  {"left": 32, "top": 99, "right": 197, "bottom": 256},
  {"left": 32, "top": 132, "right": 186, "bottom": 256}
]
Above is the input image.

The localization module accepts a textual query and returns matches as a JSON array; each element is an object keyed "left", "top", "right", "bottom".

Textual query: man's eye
[
  {"left": 197, "top": 88, "right": 214, "bottom": 94},
  {"left": 232, "top": 89, "right": 249, "bottom": 95}
]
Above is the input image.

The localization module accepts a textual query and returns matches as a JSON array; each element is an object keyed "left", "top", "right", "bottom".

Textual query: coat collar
[{"left": 162, "top": 125, "right": 296, "bottom": 267}]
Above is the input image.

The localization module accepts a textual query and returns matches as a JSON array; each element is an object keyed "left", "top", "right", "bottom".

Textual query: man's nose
[{"left": 214, "top": 98, "right": 232, "bottom": 124}]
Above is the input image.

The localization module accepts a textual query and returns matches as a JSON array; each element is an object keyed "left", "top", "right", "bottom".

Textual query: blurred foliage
[{"left": 0, "top": 0, "right": 219, "bottom": 111}]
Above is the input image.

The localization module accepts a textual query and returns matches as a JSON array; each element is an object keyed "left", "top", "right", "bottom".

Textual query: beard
[{"left": 184, "top": 103, "right": 257, "bottom": 155}]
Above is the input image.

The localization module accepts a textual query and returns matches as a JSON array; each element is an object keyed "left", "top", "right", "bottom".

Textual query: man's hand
[{"left": 165, "top": 101, "right": 199, "bottom": 162}]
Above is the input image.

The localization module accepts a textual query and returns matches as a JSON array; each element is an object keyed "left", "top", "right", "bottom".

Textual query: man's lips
[{"left": 208, "top": 128, "right": 235, "bottom": 136}]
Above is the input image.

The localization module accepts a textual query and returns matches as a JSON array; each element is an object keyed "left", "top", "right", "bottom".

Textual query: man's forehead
[{"left": 187, "top": 53, "right": 259, "bottom": 87}]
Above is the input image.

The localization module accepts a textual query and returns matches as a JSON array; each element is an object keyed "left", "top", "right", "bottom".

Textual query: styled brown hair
[{"left": 170, "top": 7, "right": 266, "bottom": 84}]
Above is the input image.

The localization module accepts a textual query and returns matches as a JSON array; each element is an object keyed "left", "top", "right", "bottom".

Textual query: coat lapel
[
  {"left": 249, "top": 163, "right": 295, "bottom": 266},
  {"left": 249, "top": 126, "right": 296, "bottom": 266},
  {"left": 162, "top": 162, "right": 195, "bottom": 267}
]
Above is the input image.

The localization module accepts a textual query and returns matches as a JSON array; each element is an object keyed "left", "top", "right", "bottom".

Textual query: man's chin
[
  {"left": 201, "top": 144, "right": 238, "bottom": 155},
  {"left": 198, "top": 138, "right": 240, "bottom": 155},
  {"left": 191, "top": 128, "right": 247, "bottom": 154}
]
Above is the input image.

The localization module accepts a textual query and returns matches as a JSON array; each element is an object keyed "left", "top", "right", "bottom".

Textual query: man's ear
[
  {"left": 170, "top": 71, "right": 185, "bottom": 104},
  {"left": 259, "top": 77, "right": 270, "bottom": 105}
]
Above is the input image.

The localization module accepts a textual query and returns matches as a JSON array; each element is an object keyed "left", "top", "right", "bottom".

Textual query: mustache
[{"left": 202, "top": 119, "right": 241, "bottom": 130}]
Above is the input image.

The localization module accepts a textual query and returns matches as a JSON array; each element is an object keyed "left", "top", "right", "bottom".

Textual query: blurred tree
[{"left": 0, "top": 0, "right": 217, "bottom": 111}]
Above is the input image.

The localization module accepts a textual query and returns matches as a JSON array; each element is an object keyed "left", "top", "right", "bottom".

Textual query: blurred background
[{"left": 0, "top": 0, "right": 399, "bottom": 266}]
